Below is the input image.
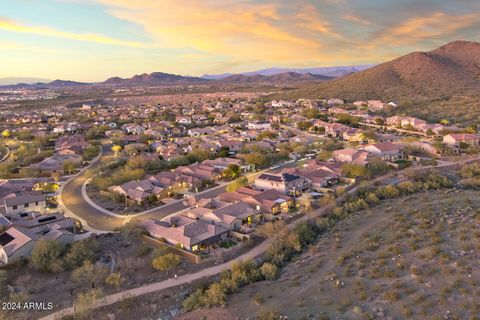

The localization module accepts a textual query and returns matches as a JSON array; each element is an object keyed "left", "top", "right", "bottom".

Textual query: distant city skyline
[{"left": 1, "top": 0, "right": 480, "bottom": 81}]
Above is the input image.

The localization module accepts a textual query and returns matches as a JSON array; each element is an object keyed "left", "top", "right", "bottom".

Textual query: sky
[{"left": 1, "top": 0, "right": 480, "bottom": 82}]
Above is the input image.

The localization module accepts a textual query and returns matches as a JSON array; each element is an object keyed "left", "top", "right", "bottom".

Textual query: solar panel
[
  {"left": 38, "top": 216, "right": 57, "bottom": 223},
  {"left": 0, "top": 232, "right": 14, "bottom": 246}
]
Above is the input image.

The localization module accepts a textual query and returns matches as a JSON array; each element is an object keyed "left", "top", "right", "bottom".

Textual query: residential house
[
  {"left": 255, "top": 172, "right": 308, "bottom": 196},
  {"left": 143, "top": 216, "right": 229, "bottom": 252},
  {"left": 110, "top": 180, "right": 165, "bottom": 204},
  {"left": 202, "top": 158, "right": 247, "bottom": 171},
  {"left": 246, "top": 122, "right": 271, "bottom": 130},
  {"left": 28, "top": 152, "right": 82, "bottom": 175},
  {"left": 122, "top": 124, "right": 145, "bottom": 135},
  {"left": 364, "top": 142, "right": 402, "bottom": 161},
  {"left": 3, "top": 192, "right": 46, "bottom": 215},
  {"left": 0, "top": 227, "right": 34, "bottom": 265},
  {"left": 55, "top": 135, "right": 90, "bottom": 154},
  {"left": 324, "top": 123, "right": 354, "bottom": 138},
  {"left": 187, "top": 201, "right": 261, "bottom": 232},
  {"left": 443, "top": 134, "right": 480, "bottom": 148},
  {"left": 175, "top": 116, "right": 192, "bottom": 125},
  {"left": 333, "top": 148, "right": 375, "bottom": 166}
]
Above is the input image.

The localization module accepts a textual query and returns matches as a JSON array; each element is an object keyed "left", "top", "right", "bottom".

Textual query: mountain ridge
[
  {"left": 201, "top": 64, "right": 373, "bottom": 79},
  {"left": 277, "top": 40, "right": 480, "bottom": 101}
]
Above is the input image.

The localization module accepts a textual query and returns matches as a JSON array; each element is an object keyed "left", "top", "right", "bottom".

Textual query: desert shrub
[
  {"left": 260, "top": 262, "right": 278, "bottom": 280},
  {"left": 64, "top": 238, "right": 101, "bottom": 269},
  {"left": 30, "top": 239, "right": 65, "bottom": 272},
  {"left": 257, "top": 308, "right": 280, "bottom": 320},
  {"left": 375, "top": 185, "right": 400, "bottom": 200}
]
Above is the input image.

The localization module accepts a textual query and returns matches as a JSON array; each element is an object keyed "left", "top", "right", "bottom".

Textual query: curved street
[
  {"left": 60, "top": 143, "right": 297, "bottom": 231},
  {"left": 60, "top": 143, "right": 125, "bottom": 231}
]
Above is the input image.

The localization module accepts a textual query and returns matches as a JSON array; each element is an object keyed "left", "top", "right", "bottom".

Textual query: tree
[
  {"left": 226, "top": 176, "right": 248, "bottom": 192},
  {"left": 257, "top": 131, "right": 278, "bottom": 141},
  {"left": 222, "top": 164, "right": 240, "bottom": 180},
  {"left": 82, "top": 145, "right": 100, "bottom": 161},
  {"left": 116, "top": 220, "right": 146, "bottom": 242},
  {"left": 63, "top": 160, "right": 79, "bottom": 174},
  {"left": 296, "top": 193, "right": 314, "bottom": 212},
  {"left": 317, "top": 150, "right": 332, "bottom": 161},
  {"left": 260, "top": 262, "right": 278, "bottom": 280},
  {"left": 71, "top": 260, "right": 108, "bottom": 289},
  {"left": 105, "top": 272, "right": 123, "bottom": 291},
  {"left": 1, "top": 129, "right": 11, "bottom": 138},
  {"left": 367, "top": 158, "right": 390, "bottom": 176},
  {"left": 152, "top": 253, "right": 182, "bottom": 274},
  {"left": 360, "top": 130, "right": 377, "bottom": 141},
  {"left": 30, "top": 239, "right": 64, "bottom": 272},
  {"left": 342, "top": 163, "right": 369, "bottom": 178},
  {"left": 296, "top": 121, "right": 313, "bottom": 131},
  {"left": 204, "top": 282, "right": 226, "bottom": 307},
  {"left": 257, "top": 220, "right": 286, "bottom": 239},
  {"left": 111, "top": 145, "right": 122, "bottom": 157},
  {"left": 64, "top": 238, "right": 101, "bottom": 269},
  {"left": 243, "top": 152, "right": 268, "bottom": 169}
]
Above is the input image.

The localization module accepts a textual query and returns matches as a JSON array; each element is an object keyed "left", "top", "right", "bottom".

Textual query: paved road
[{"left": 61, "top": 143, "right": 126, "bottom": 231}]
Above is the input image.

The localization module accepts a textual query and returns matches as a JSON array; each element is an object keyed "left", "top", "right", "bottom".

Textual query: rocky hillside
[{"left": 280, "top": 40, "right": 480, "bottom": 100}]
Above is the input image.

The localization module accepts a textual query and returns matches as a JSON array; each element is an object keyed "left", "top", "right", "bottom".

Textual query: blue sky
[{"left": 1, "top": 0, "right": 480, "bottom": 81}]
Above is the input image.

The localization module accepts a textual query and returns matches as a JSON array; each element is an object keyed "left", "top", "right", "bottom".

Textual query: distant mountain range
[
  {"left": 201, "top": 65, "right": 373, "bottom": 79},
  {"left": 219, "top": 72, "right": 333, "bottom": 83},
  {"left": 280, "top": 40, "right": 480, "bottom": 100},
  {"left": 0, "top": 64, "right": 373, "bottom": 89},
  {"left": 0, "top": 77, "right": 52, "bottom": 86},
  {"left": 103, "top": 72, "right": 205, "bottom": 86},
  {"left": 0, "top": 79, "right": 90, "bottom": 90}
]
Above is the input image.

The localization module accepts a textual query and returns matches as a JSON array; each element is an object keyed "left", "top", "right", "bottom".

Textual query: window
[
  {"left": 12, "top": 205, "right": 17, "bottom": 210},
  {"left": 25, "top": 203, "right": 29, "bottom": 208},
  {"left": 35, "top": 201, "right": 39, "bottom": 206}
]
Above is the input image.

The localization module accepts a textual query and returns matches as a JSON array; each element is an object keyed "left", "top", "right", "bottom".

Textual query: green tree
[
  {"left": 82, "top": 145, "right": 100, "bottom": 161},
  {"left": 63, "top": 160, "right": 79, "bottom": 174},
  {"left": 296, "top": 121, "right": 313, "bottom": 131},
  {"left": 260, "top": 262, "right": 278, "bottom": 280},
  {"left": 243, "top": 152, "right": 268, "bottom": 169},
  {"left": 226, "top": 176, "right": 248, "bottom": 192},
  {"left": 71, "top": 260, "right": 108, "bottom": 289},
  {"left": 342, "top": 163, "right": 369, "bottom": 178},
  {"left": 151, "top": 253, "right": 182, "bottom": 273},
  {"left": 204, "top": 282, "right": 226, "bottom": 307},
  {"left": 64, "top": 238, "right": 101, "bottom": 269},
  {"left": 30, "top": 239, "right": 64, "bottom": 272},
  {"left": 367, "top": 158, "right": 390, "bottom": 176},
  {"left": 222, "top": 164, "right": 241, "bottom": 180}
]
